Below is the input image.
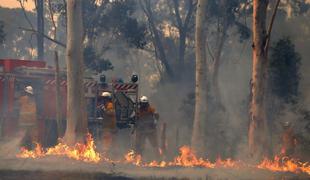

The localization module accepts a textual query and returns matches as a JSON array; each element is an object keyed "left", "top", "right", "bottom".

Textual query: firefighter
[
  {"left": 18, "top": 85, "right": 38, "bottom": 150},
  {"left": 98, "top": 91, "right": 116, "bottom": 153},
  {"left": 281, "top": 121, "right": 296, "bottom": 156},
  {"left": 135, "top": 96, "right": 160, "bottom": 157}
]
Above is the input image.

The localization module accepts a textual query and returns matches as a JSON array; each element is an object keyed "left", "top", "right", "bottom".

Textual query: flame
[
  {"left": 17, "top": 133, "right": 101, "bottom": 163},
  {"left": 17, "top": 140, "right": 310, "bottom": 175},
  {"left": 171, "top": 146, "right": 214, "bottom": 168},
  {"left": 16, "top": 143, "right": 44, "bottom": 158},
  {"left": 148, "top": 160, "right": 167, "bottom": 167},
  {"left": 124, "top": 150, "right": 142, "bottom": 166},
  {"left": 122, "top": 146, "right": 239, "bottom": 169},
  {"left": 215, "top": 157, "right": 242, "bottom": 168},
  {"left": 257, "top": 156, "right": 310, "bottom": 174},
  {"left": 121, "top": 146, "right": 310, "bottom": 175}
]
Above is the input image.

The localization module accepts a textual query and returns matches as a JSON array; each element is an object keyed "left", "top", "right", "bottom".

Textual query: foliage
[
  {"left": 288, "top": 0, "right": 310, "bottom": 15},
  {"left": 83, "top": 46, "right": 113, "bottom": 73},
  {"left": 269, "top": 37, "right": 301, "bottom": 104},
  {"left": 206, "top": 0, "right": 251, "bottom": 42},
  {"left": 51, "top": 0, "right": 147, "bottom": 71},
  {"left": 52, "top": 0, "right": 147, "bottom": 49},
  {"left": 0, "top": 20, "right": 5, "bottom": 44},
  {"left": 235, "top": 21, "right": 251, "bottom": 42}
]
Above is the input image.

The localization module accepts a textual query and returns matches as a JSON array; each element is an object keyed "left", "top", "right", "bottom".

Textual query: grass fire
[
  {"left": 0, "top": 0, "right": 310, "bottom": 179},
  {"left": 16, "top": 135, "right": 310, "bottom": 177}
]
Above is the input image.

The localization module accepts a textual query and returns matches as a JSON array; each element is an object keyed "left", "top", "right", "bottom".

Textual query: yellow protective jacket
[
  {"left": 136, "top": 106, "right": 157, "bottom": 131},
  {"left": 102, "top": 102, "right": 116, "bottom": 129},
  {"left": 18, "top": 95, "right": 37, "bottom": 126}
]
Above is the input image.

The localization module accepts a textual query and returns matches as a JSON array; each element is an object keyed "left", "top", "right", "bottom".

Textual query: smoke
[
  {"left": 0, "top": 1, "right": 309, "bottom": 164},
  {"left": 0, "top": 131, "right": 25, "bottom": 159}
]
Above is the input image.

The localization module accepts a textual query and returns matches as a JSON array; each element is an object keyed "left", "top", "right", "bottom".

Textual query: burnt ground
[
  {"left": 0, "top": 138, "right": 309, "bottom": 180},
  {"left": 0, "top": 156, "right": 309, "bottom": 180}
]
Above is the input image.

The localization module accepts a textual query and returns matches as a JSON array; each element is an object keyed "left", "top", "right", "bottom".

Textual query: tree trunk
[
  {"left": 191, "top": 0, "right": 207, "bottom": 155},
  {"left": 179, "top": 29, "right": 186, "bottom": 72},
  {"left": 248, "top": 0, "right": 270, "bottom": 160},
  {"left": 36, "top": 0, "right": 44, "bottom": 60},
  {"left": 54, "top": 51, "right": 63, "bottom": 137},
  {"left": 64, "top": 0, "right": 87, "bottom": 144}
]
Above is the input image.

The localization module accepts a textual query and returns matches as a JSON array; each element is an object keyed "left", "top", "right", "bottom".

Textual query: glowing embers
[{"left": 17, "top": 133, "right": 101, "bottom": 163}]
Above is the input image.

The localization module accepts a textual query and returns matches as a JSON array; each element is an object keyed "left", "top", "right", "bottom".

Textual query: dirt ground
[{"left": 0, "top": 156, "right": 309, "bottom": 180}]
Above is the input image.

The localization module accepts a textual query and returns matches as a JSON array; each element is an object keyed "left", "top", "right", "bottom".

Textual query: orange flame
[
  {"left": 17, "top": 141, "right": 310, "bottom": 175},
  {"left": 124, "top": 150, "right": 142, "bottom": 166},
  {"left": 122, "top": 146, "right": 239, "bottom": 169},
  {"left": 215, "top": 157, "right": 242, "bottom": 168},
  {"left": 121, "top": 146, "right": 310, "bottom": 175},
  {"left": 17, "top": 133, "right": 101, "bottom": 163},
  {"left": 17, "top": 143, "right": 44, "bottom": 158},
  {"left": 257, "top": 156, "right": 310, "bottom": 174},
  {"left": 171, "top": 146, "right": 214, "bottom": 168}
]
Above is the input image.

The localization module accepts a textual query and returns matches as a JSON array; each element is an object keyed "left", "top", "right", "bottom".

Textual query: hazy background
[{"left": 0, "top": 0, "right": 309, "bottom": 160}]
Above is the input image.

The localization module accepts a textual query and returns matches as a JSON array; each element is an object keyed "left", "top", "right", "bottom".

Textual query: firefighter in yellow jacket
[
  {"left": 18, "top": 86, "right": 38, "bottom": 150},
  {"left": 135, "top": 96, "right": 160, "bottom": 157},
  {"left": 98, "top": 92, "right": 116, "bottom": 153}
]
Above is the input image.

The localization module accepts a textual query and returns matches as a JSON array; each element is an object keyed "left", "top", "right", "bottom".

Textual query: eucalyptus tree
[{"left": 64, "top": 0, "right": 87, "bottom": 144}]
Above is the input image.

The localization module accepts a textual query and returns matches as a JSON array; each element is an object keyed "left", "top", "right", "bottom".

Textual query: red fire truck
[{"left": 0, "top": 59, "right": 138, "bottom": 146}]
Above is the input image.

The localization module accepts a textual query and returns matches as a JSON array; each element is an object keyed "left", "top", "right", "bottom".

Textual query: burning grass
[
  {"left": 17, "top": 136, "right": 310, "bottom": 176},
  {"left": 17, "top": 133, "right": 101, "bottom": 163}
]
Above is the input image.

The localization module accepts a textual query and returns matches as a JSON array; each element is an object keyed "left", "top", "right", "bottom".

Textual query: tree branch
[
  {"left": 19, "top": 27, "right": 66, "bottom": 48},
  {"left": 139, "top": 0, "right": 174, "bottom": 78},
  {"left": 183, "top": 0, "right": 195, "bottom": 30},
  {"left": 18, "top": 0, "right": 35, "bottom": 30},
  {"left": 206, "top": 37, "right": 215, "bottom": 62},
  {"left": 47, "top": 0, "right": 57, "bottom": 39},
  {"left": 264, "top": 0, "right": 281, "bottom": 55},
  {"left": 172, "top": 0, "right": 183, "bottom": 28}
]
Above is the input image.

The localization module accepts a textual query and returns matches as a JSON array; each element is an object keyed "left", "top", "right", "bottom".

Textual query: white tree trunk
[
  {"left": 64, "top": 0, "right": 87, "bottom": 144},
  {"left": 191, "top": 0, "right": 208, "bottom": 155}
]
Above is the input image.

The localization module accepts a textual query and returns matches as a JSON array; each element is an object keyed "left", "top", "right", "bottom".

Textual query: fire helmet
[
  {"left": 101, "top": 91, "right": 112, "bottom": 98},
  {"left": 283, "top": 121, "right": 291, "bottom": 127},
  {"left": 140, "top": 96, "right": 148, "bottom": 103},
  {"left": 24, "top": 86, "right": 33, "bottom": 95}
]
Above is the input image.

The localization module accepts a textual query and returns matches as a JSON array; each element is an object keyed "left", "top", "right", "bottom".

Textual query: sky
[{"left": 0, "top": 0, "right": 35, "bottom": 11}]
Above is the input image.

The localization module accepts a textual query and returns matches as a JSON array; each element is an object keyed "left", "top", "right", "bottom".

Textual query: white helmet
[
  {"left": 25, "top": 86, "right": 33, "bottom": 95},
  {"left": 140, "top": 96, "right": 148, "bottom": 103},
  {"left": 101, "top": 91, "right": 112, "bottom": 98},
  {"left": 283, "top": 121, "right": 291, "bottom": 127}
]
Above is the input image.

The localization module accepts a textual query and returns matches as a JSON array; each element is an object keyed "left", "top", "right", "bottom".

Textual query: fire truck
[{"left": 0, "top": 59, "right": 139, "bottom": 146}]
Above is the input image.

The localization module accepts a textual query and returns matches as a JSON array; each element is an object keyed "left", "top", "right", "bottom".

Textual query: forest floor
[
  {"left": 0, "top": 138, "right": 309, "bottom": 180},
  {"left": 0, "top": 156, "right": 309, "bottom": 180}
]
